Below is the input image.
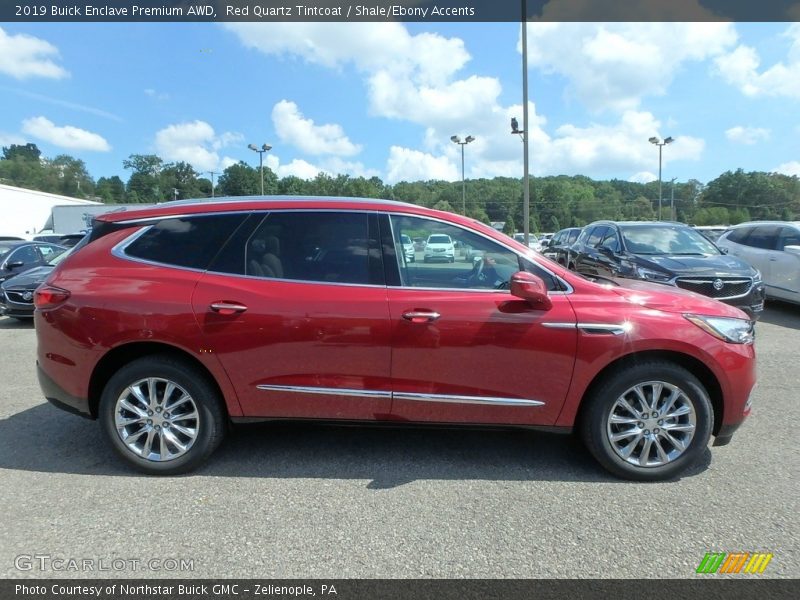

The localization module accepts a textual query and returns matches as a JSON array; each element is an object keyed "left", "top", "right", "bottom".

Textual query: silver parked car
[{"left": 716, "top": 221, "right": 800, "bottom": 304}]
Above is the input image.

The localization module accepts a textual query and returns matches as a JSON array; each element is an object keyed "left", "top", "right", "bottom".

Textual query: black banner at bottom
[{"left": 2, "top": 579, "right": 797, "bottom": 600}]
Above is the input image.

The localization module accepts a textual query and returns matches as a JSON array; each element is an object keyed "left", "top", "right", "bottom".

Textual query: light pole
[
  {"left": 207, "top": 170, "right": 218, "bottom": 198},
  {"left": 450, "top": 135, "right": 475, "bottom": 215},
  {"left": 247, "top": 143, "right": 272, "bottom": 196},
  {"left": 648, "top": 136, "right": 674, "bottom": 220},
  {"left": 670, "top": 177, "right": 677, "bottom": 221},
  {"left": 511, "top": 0, "right": 531, "bottom": 245}
]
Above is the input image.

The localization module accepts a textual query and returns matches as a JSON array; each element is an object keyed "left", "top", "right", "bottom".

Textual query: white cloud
[
  {"left": 0, "top": 132, "right": 25, "bottom": 147},
  {"left": 154, "top": 120, "right": 242, "bottom": 172},
  {"left": 775, "top": 161, "right": 800, "bottom": 176},
  {"left": 386, "top": 146, "right": 459, "bottom": 183},
  {"left": 0, "top": 27, "right": 68, "bottom": 80},
  {"left": 715, "top": 24, "right": 800, "bottom": 99},
  {"left": 21, "top": 116, "right": 110, "bottom": 152},
  {"left": 265, "top": 154, "right": 322, "bottom": 179},
  {"left": 144, "top": 88, "right": 169, "bottom": 101},
  {"left": 271, "top": 100, "right": 361, "bottom": 156},
  {"left": 524, "top": 23, "right": 737, "bottom": 111},
  {"left": 629, "top": 171, "right": 657, "bottom": 183},
  {"left": 725, "top": 126, "right": 770, "bottom": 145}
]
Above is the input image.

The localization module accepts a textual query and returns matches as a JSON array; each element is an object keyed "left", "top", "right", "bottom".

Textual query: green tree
[
  {"left": 2, "top": 143, "right": 41, "bottom": 162},
  {"left": 217, "top": 161, "right": 261, "bottom": 196}
]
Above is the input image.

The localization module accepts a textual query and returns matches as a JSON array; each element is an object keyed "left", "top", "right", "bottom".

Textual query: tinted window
[
  {"left": 725, "top": 227, "right": 754, "bottom": 244},
  {"left": 567, "top": 229, "right": 580, "bottom": 244},
  {"left": 778, "top": 227, "right": 800, "bottom": 250},
  {"left": 37, "top": 244, "right": 63, "bottom": 258},
  {"left": 552, "top": 231, "right": 564, "bottom": 245},
  {"left": 125, "top": 214, "right": 247, "bottom": 270},
  {"left": 586, "top": 226, "right": 608, "bottom": 247},
  {"left": 600, "top": 230, "right": 621, "bottom": 252},
  {"left": 428, "top": 235, "right": 452, "bottom": 244},
  {"left": 743, "top": 225, "right": 781, "bottom": 250},
  {"left": 242, "top": 211, "right": 376, "bottom": 285}
]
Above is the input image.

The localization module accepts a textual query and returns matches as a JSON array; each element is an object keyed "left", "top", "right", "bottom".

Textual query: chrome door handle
[
  {"left": 210, "top": 301, "right": 248, "bottom": 315},
  {"left": 402, "top": 310, "right": 441, "bottom": 323}
]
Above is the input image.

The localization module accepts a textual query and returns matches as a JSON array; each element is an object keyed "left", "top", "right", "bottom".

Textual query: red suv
[{"left": 35, "top": 198, "right": 756, "bottom": 480}]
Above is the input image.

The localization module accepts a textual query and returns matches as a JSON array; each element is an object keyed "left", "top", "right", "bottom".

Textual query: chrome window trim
[
  {"left": 257, "top": 385, "right": 392, "bottom": 399},
  {"left": 258, "top": 384, "right": 544, "bottom": 407},
  {"left": 386, "top": 212, "right": 573, "bottom": 295}
]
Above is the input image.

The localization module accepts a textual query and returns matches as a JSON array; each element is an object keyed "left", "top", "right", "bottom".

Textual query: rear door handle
[
  {"left": 402, "top": 310, "right": 441, "bottom": 323},
  {"left": 210, "top": 301, "right": 248, "bottom": 315}
]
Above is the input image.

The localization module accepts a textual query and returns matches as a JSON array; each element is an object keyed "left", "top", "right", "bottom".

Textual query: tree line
[{"left": 2, "top": 143, "right": 798, "bottom": 233}]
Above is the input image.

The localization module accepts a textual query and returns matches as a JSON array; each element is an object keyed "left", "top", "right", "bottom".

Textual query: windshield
[
  {"left": 621, "top": 225, "right": 720, "bottom": 256},
  {"left": 0, "top": 244, "right": 13, "bottom": 259},
  {"left": 428, "top": 235, "right": 451, "bottom": 244},
  {"left": 46, "top": 247, "right": 72, "bottom": 265}
]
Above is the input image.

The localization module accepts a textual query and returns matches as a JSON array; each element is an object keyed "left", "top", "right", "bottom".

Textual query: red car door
[
  {"left": 192, "top": 211, "right": 393, "bottom": 420},
  {"left": 385, "top": 214, "right": 578, "bottom": 426}
]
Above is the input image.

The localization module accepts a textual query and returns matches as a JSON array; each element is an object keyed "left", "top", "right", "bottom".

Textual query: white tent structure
[{"left": 0, "top": 184, "right": 102, "bottom": 239}]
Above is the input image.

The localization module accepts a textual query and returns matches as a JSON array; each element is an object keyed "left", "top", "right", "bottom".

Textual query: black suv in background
[
  {"left": 543, "top": 227, "right": 582, "bottom": 266},
  {"left": 569, "top": 221, "right": 765, "bottom": 317}
]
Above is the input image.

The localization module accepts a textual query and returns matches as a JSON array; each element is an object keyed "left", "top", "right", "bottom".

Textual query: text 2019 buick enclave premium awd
[{"left": 35, "top": 197, "right": 757, "bottom": 480}]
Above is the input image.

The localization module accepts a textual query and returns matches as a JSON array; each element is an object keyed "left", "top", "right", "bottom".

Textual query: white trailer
[{"left": 0, "top": 184, "right": 102, "bottom": 238}]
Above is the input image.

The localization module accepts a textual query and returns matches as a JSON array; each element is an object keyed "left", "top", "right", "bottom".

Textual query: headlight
[
  {"left": 752, "top": 269, "right": 762, "bottom": 283},
  {"left": 635, "top": 266, "right": 671, "bottom": 282},
  {"left": 685, "top": 314, "right": 754, "bottom": 344}
]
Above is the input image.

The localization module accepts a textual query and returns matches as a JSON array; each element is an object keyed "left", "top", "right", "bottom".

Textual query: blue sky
[{"left": 0, "top": 21, "right": 798, "bottom": 188}]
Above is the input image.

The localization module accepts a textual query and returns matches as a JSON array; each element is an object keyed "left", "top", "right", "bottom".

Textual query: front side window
[
  {"left": 725, "top": 227, "right": 753, "bottom": 245},
  {"left": 9, "top": 245, "right": 39, "bottom": 266},
  {"left": 778, "top": 227, "right": 800, "bottom": 250},
  {"left": 744, "top": 225, "right": 781, "bottom": 250},
  {"left": 586, "top": 226, "right": 608, "bottom": 248},
  {"left": 389, "top": 215, "right": 561, "bottom": 291}
]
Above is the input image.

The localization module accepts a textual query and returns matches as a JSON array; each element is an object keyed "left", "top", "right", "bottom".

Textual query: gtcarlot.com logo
[
  {"left": 14, "top": 554, "right": 194, "bottom": 572},
  {"left": 696, "top": 552, "right": 773, "bottom": 574}
]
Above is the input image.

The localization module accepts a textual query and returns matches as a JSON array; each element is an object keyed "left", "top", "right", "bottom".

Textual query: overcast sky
[{"left": 1, "top": 21, "right": 798, "bottom": 185}]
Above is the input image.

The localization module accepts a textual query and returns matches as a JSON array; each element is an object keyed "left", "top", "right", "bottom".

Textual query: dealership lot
[{"left": 0, "top": 306, "right": 797, "bottom": 579}]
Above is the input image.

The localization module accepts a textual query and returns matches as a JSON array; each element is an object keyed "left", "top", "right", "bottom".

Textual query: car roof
[
  {"left": 95, "top": 196, "right": 446, "bottom": 224},
  {"left": 727, "top": 221, "right": 800, "bottom": 228}
]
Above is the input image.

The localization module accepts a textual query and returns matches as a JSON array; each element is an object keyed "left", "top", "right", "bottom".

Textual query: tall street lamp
[
  {"left": 648, "top": 135, "right": 674, "bottom": 220},
  {"left": 248, "top": 143, "right": 272, "bottom": 196},
  {"left": 207, "top": 170, "right": 218, "bottom": 198},
  {"left": 450, "top": 135, "right": 475, "bottom": 215}
]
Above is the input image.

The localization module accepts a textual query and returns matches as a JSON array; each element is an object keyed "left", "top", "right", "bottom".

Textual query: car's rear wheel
[
  {"left": 580, "top": 361, "right": 712, "bottom": 481},
  {"left": 99, "top": 355, "right": 226, "bottom": 475}
]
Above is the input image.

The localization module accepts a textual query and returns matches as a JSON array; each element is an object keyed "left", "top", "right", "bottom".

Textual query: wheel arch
[
  {"left": 88, "top": 342, "right": 229, "bottom": 420},
  {"left": 574, "top": 350, "right": 724, "bottom": 436}
]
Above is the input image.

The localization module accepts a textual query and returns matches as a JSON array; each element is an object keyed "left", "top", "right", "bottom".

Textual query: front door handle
[
  {"left": 210, "top": 301, "right": 248, "bottom": 315},
  {"left": 402, "top": 310, "right": 441, "bottom": 323}
]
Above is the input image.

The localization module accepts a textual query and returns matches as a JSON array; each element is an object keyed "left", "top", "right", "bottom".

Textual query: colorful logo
[{"left": 696, "top": 552, "right": 773, "bottom": 574}]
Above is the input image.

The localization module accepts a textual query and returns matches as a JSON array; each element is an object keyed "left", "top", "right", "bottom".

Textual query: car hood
[
  {"left": 637, "top": 253, "right": 754, "bottom": 276},
  {"left": 0, "top": 266, "right": 53, "bottom": 289},
  {"left": 609, "top": 278, "right": 749, "bottom": 319}
]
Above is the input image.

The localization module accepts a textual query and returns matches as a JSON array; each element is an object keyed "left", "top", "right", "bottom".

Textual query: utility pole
[{"left": 207, "top": 171, "right": 218, "bottom": 198}]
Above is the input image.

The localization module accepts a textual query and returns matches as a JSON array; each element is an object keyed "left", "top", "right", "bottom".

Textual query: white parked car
[
  {"left": 716, "top": 221, "right": 800, "bottom": 304},
  {"left": 400, "top": 234, "right": 415, "bottom": 263},
  {"left": 423, "top": 234, "right": 455, "bottom": 263}
]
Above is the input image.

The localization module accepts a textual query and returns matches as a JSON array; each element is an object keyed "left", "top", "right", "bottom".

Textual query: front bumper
[
  {"left": 37, "top": 362, "right": 93, "bottom": 419},
  {"left": 0, "top": 295, "right": 35, "bottom": 318}
]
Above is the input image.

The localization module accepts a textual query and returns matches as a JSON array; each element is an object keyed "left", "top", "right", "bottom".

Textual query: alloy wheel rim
[
  {"left": 114, "top": 377, "right": 199, "bottom": 462},
  {"left": 606, "top": 380, "right": 696, "bottom": 468}
]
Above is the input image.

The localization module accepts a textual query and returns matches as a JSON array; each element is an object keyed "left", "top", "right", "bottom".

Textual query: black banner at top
[{"left": 2, "top": 0, "right": 799, "bottom": 22}]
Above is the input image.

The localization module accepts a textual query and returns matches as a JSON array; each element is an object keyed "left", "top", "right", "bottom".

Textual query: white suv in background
[
  {"left": 423, "top": 234, "right": 455, "bottom": 263},
  {"left": 400, "top": 234, "right": 415, "bottom": 263},
  {"left": 716, "top": 221, "right": 800, "bottom": 304}
]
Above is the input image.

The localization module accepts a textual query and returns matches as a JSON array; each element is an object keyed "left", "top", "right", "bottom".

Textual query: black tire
[
  {"left": 580, "top": 361, "right": 712, "bottom": 481},
  {"left": 99, "top": 355, "right": 226, "bottom": 475}
]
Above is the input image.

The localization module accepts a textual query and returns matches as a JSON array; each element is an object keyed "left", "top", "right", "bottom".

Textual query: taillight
[{"left": 34, "top": 285, "right": 71, "bottom": 309}]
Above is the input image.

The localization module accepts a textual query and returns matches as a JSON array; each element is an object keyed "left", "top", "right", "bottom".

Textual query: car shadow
[
  {"left": 0, "top": 316, "right": 34, "bottom": 329},
  {"left": 759, "top": 300, "right": 800, "bottom": 330},
  {"left": 0, "top": 403, "right": 711, "bottom": 485}
]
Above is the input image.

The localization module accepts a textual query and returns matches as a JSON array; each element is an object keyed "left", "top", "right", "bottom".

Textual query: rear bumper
[{"left": 37, "top": 361, "right": 93, "bottom": 419}]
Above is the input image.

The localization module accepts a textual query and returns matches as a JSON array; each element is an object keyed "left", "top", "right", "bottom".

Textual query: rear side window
[
  {"left": 743, "top": 225, "right": 780, "bottom": 250},
  {"left": 778, "top": 227, "right": 800, "bottom": 250},
  {"left": 724, "top": 227, "right": 753, "bottom": 245},
  {"left": 567, "top": 229, "right": 580, "bottom": 244},
  {"left": 124, "top": 214, "right": 247, "bottom": 270},
  {"left": 586, "top": 226, "right": 609, "bottom": 247}
]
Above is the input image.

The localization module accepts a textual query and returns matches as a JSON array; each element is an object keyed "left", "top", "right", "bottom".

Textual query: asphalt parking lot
[{"left": 1, "top": 305, "right": 798, "bottom": 579}]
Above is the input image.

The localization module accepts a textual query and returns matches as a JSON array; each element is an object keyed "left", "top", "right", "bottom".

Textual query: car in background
[
  {"left": 412, "top": 237, "right": 426, "bottom": 251},
  {"left": 423, "top": 233, "right": 455, "bottom": 263},
  {"left": 0, "top": 248, "right": 73, "bottom": 320},
  {"left": 33, "top": 232, "right": 88, "bottom": 247},
  {"left": 35, "top": 196, "right": 756, "bottom": 480},
  {"left": 0, "top": 241, "right": 67, "bottom": 284},
  {"left": 716, "top": 221, "right": 800, "bottom": 305},
  {"left": 569, "top": 221, "right": 765, "bottom": 317},
  {"left": 400, "top": 234, "right": 415, "bottom": 263},
  {"left": 543, "top": 227, "right": 582, "bottom": 266},
  {"left": 692, "top": 225, "right": 728, "bottom": 243}
]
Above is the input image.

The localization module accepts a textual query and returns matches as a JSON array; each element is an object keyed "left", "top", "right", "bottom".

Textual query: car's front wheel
[
  {"left": 580, "top": 361, "right": 712, "bottom": 481},
  {"left": 99, "top": 355, "right": 226, "bottom": 475}
]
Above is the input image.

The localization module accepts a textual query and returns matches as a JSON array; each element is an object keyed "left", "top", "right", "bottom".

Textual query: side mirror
[
  {"left": 784, "top": 245, "right": 800, "bottom": 257},
  {"left": 6, "top": 261, "right": 24, "bottom": 269},
  {"left": 510, "top": 271, "right": 552, "bottom": 310},
  {"left": 719, "top": 246, "right": 729, "bottom": 254}
]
